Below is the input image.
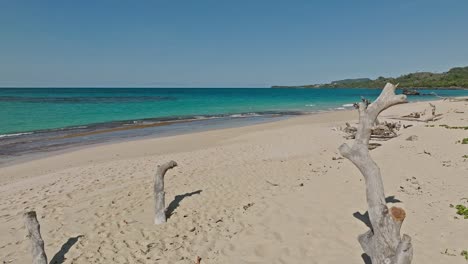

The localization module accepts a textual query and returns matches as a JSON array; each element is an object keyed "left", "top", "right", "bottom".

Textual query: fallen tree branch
[
  {"left": 388, "top": 113, "right": 443, "bottom": 123},
  {"left": 339, "top": 83, "right": 413, "bottom": 264}
]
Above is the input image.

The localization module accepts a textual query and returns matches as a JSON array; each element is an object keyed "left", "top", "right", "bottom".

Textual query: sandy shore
[{"left": 0, "top": 99, "right": 467, "bottom": 263}]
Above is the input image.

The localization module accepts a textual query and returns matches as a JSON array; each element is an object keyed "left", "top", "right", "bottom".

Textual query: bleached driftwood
[
  {"left": 388, "top": 113, "right": 443, "bottom": 123},
  {"left": 154, "top": 160, "right": 178, "bottom": 224},
  {"left": 343, "top": 121, "right": 400, "bottom": 141},
  {"left": 339, "top": 83, "right": 413, "bottom": 264},
  {"left": 23, "top": 211, "right": 48, "bottom": 264},
  {"left": 402, "top": 112, "right": 422, "bottom": 118}
]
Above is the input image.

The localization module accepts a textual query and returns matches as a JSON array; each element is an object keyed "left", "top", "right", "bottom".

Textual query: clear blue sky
[{"left": 1, "top": 0, "right": 468, "bottom": 87}]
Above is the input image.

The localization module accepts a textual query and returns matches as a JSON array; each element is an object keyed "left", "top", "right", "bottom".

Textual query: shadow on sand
[
  {"left": 49, "top": 235, "right": 83, "bottom": 264},
  {"left": 353, "top": 195, "right": 402, "bottom": 264},
  {"left": 166, "top": 190, "right": 202, "bottom": 218}
]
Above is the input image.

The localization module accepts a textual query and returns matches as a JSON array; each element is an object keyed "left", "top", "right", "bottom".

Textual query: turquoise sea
[
  {"left": 2, "top": 87, "right": 468, "bottom": 135},
  {"left": 1, "top": 87, "right": 467, "bottom": 161}
]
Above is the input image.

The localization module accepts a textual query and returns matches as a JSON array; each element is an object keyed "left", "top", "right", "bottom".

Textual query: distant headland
[{"left": 272, "top": 66, "right": 468, "bottom": 89}]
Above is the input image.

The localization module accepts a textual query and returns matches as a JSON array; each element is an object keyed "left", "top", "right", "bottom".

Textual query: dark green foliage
[
  {"left": 272, "top": 66, "right": 468, "bottom": 88},
  {"left": 462, "top": 138, "right": 468, "bottom": 144}
]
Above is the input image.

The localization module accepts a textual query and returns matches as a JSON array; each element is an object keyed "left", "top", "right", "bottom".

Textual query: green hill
[{"left": 272, "top": 66, "right": 468, "bottom": 89}]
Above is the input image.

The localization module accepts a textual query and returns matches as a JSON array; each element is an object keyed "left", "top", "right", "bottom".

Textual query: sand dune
[{"left": 0, "top": 99, "right": 467, "bottom": 263}]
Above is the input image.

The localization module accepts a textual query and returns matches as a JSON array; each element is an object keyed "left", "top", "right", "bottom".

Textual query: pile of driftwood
[
  {"left": 389, "top": 103, "right": 443, "bottom": 123},
  {"left": 343, "top": 120, "right": 401, "bottom": 140},
  {"left": 342, "top": 97, "right": 402, "bottom": 141}
]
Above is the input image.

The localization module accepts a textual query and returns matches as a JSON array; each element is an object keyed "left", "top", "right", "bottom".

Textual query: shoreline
[
  {"left": 0, "top": 97, "right": 462, "bottom": 167},
  {"left": 0, "top": 113, "right": 300, "bottom": 167},
  {"left": 0, "top": 114, "right": 293, "bottom": 168},
  {"left": 0, "top": 109, "right": 359, "bottom": 181}
]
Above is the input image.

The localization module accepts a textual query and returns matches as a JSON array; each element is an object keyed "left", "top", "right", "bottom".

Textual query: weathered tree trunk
[
  {"left": 23, "top": 211, "right": 48, "bottom": 264},
  {"left": 339, "top": 83, "right": 413, "bottom": 264},
  {"left": 154, "top": 160, "right": 178, "bottom": 224}
]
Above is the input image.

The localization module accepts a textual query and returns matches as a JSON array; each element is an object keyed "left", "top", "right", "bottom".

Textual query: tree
[{"left": 339, "top": 83, "right": 413, "bottom": 264}]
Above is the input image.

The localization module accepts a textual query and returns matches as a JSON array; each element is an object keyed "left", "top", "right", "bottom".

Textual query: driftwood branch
[
  {"left": 339, "top": 83, "right": 413, "bottom": 264},
  {"left": 23, "top": 211, "right": 48, "bottom": 264},
  {"left": 154, "top": 160, "right": 178, "bottom": 224},
  {"left": 388, "top": 113, "right": 443, "bottom": 123}
]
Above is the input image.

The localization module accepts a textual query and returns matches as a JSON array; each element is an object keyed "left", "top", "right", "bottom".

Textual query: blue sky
[{"left": 1, "top": 0, "right": 468, "bottom": 87}]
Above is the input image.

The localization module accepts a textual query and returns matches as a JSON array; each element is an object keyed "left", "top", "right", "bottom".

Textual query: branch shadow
[
  {"left": 361, "top": 253, "right": 372, "bottom": 264},
  {"left": 166, "top": 190, "right": 202, "bottom": 219},
  {"left": 353, "top": 195, "right": 402, "bottom": 229},
  {"left": 49, "top": 235, "right": 83, "bottom": 264},
  {"left": 353, "top": 195, "right": 402, "bottom": 264},
  {"left": 385, "top": 195, "right": 402, "bottom": 204}
]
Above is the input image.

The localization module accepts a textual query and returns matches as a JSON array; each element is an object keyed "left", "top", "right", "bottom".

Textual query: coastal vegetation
[
  {"left": 272, "top": 66, "right": 468, "bottom": 89},
  {"left": 451, "top": 204, "right": 468, "bottom": 219},
  {"left": 462, "top": 250, "right": 468, "bottom": 261}
]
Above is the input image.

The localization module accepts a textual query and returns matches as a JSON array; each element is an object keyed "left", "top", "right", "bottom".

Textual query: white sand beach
[{"left": 0, "top": 99, "right": 467, "bottom": 264}]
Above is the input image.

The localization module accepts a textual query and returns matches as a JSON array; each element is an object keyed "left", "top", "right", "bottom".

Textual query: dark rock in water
[{"left": 402, "top": 89, "right": 420, "bottom": 95}]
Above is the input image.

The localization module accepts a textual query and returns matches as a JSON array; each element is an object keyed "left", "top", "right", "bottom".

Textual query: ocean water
[
  {"left": 1, "top": 87, "right": 467, "bottom": 161},
  {"left": 2, "top": 87, "right": 468, "bottom": 136}
]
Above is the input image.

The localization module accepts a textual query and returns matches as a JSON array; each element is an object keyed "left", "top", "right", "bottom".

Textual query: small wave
[
  {"left": 230, "top": 113, "right": 262, "bottom": 118},
  {"left": 342, "top": 103, "right": 354, "bottom": 107},
  {"left": 193, "top": 115, "right": 218, "bottom": 120},
  {"left": 305, "top": 104, "right": 316, "bottom": 107},
  {"left": 0, "top": 132, "right": 34, "bottom": 138},
  {"left": 335, "top": 107, "right": 346, "bottom": 110}
]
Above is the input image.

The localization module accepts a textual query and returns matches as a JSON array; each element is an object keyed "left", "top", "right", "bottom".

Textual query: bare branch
[{"left": 154, "top": 160, "right": 178, "bottom": 224}]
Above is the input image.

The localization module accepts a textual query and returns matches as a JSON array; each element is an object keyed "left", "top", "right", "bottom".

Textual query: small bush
[
  {"left": 461, "top": 250, "right": 468, "bottom": 261},
  {"left": 454, "top": 204, "right": 468, "bottom": 219}
]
